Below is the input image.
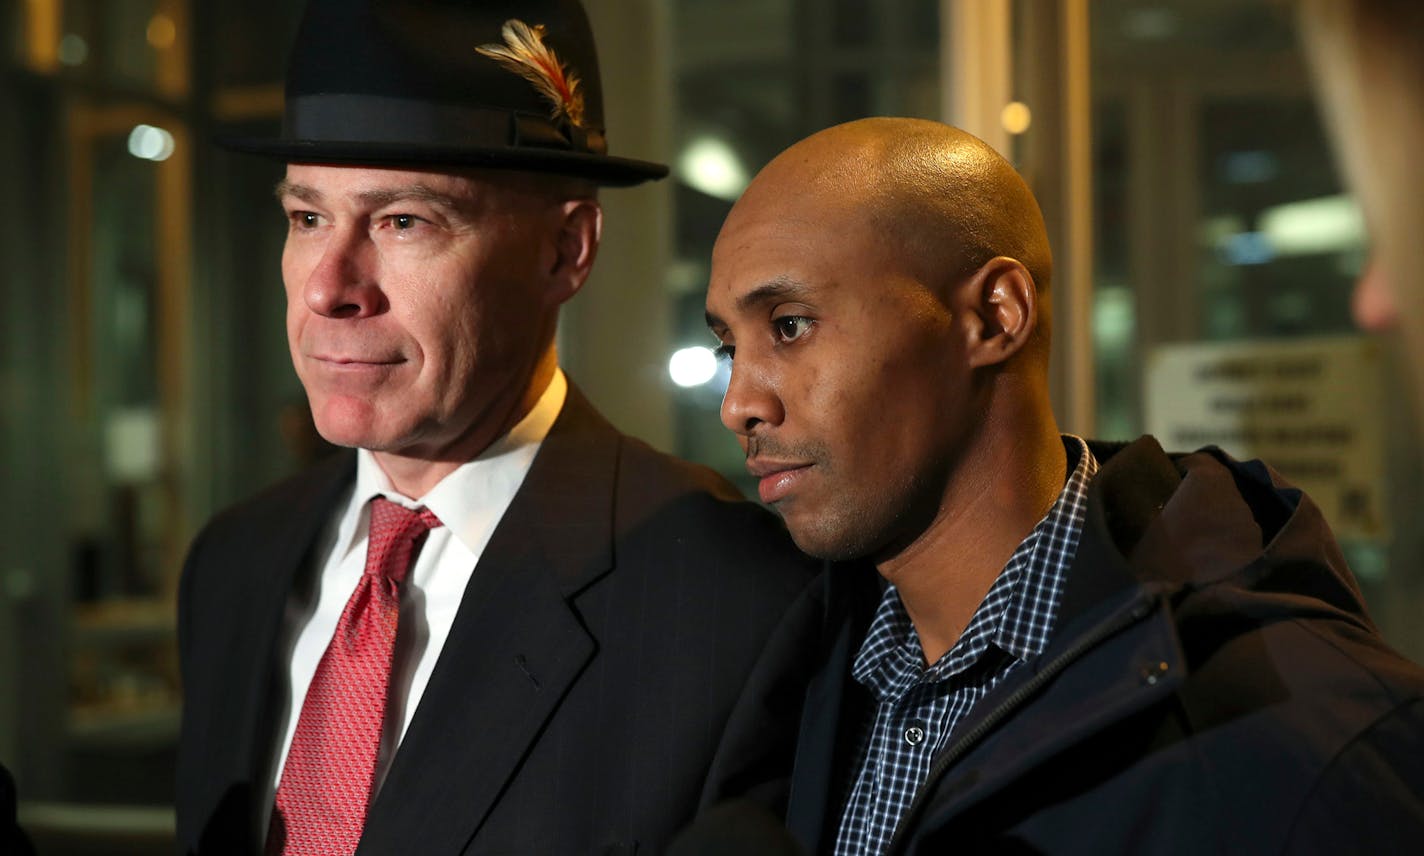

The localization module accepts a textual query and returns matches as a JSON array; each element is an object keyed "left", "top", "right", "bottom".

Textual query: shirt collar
[
  {"left": 984, "top": 435, "right": 1096, "bottom": 662},
  {"left": 331, "top": 368, "right": 568, "bottom": 560},
  {"left": 852, "top": 435, "right": 1098, "bottom": 702}
]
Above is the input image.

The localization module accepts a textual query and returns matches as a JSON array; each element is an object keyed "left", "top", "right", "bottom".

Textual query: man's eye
[
  {"left": 392, "top": 214, "right": 419, "bottom": 230},
  {"left": 713, "top": 343, "right": 735, "bottom": 362},
  {"left": 773, "top": 315, "right": 813, "bottom": 343},
  {"left": 291, "top": 211, "right": 320, "bottom": 229}
]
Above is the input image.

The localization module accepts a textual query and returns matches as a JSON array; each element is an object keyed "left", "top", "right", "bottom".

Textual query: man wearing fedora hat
[{"left": 175, "top": 1, "right": 817, "bottom": 853}]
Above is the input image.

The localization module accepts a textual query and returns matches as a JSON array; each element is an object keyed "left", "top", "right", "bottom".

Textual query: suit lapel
[{"left": 357, "top": 387, "right": 618, "bottom": 855}]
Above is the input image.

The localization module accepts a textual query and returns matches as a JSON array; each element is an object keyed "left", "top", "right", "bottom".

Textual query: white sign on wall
[{"left": 1145, "top": 335, "right": 1386, "bottom": 542}]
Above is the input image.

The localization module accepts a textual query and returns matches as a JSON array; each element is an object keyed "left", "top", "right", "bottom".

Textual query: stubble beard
[{"left": 760, "top": 440, "right": 935, "bottom": 564}]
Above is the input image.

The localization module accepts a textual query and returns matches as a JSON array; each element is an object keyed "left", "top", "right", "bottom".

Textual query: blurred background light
[
  {"left": 147, "top": 14, "right": 177, "bottom": 50},
  {"left": 127, "top": 124, "right": 175, "bottom": 161},
  {"left": 1222, "top": 150, "right": 1279, "bottom": 184},
  {"left": 668, "top": 346, "right": 718, "bottom": 388},
  {"left": 1001, "top": 101, "right": 1032, "bottom": 135},
  {"left": 677, "top": 135, "right": 749, "bottom": 201},
  {"left": 1219, "top": 231, "right": 1275, "bottom": 266},
  {"left": 1121, "top": 7, "right": 1179, "bottom": 40},
  {"left": 57, "top": 33, "right": 87, "bottom": 66},
  {"left": 1259, "top": 194, "right": 1365, "bottom": 256}
]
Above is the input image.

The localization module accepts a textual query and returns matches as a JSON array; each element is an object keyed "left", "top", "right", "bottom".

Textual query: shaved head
[
  {"left": 706, "top": 117, "right": 1064, "bottom": 562},
  {"left": 729, "top": 117, "right": 1053, "bottom": 339}
]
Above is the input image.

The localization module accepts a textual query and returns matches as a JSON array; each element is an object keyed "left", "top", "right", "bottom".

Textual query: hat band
[{"left": 285, "top": 94, "right": 607, "bottom": 155}]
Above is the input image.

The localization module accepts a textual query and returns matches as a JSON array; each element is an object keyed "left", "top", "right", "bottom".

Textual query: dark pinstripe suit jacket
[{"left": 175, "top": 385, "right": 819, "bottom": 855}]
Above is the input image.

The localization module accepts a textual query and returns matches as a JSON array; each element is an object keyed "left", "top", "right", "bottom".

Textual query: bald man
[{"left": 705, "top": 118, "right": 1424, "bottom": 855}]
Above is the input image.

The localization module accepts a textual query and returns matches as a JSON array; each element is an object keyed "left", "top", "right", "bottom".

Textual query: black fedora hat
[{"left": 220, "top": 0, "right": 667, "bottom": 186}]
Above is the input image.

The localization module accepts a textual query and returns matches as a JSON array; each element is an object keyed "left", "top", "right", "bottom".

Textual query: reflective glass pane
[
  {"left": 1090, "top": 0, "right": 1424, "bottom": 660},
  {"left": 667, "top": 0, "right": 941, "bottom": 490}
]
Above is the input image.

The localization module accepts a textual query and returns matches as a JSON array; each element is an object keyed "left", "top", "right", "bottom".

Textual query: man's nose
[
  {"left": 302, "top": 227, "right": 384, "bottom": 319},
  {"left": 720, "top": 360, "right": 785, "bottom": 436}
]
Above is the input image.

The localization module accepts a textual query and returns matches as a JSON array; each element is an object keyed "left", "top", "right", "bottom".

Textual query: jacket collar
[
  {"left": 790, "top": 436, "right": 1189, "bottom": 853},
  {"left": 878, "top": 436, "right": 1190, "bottom": 852},
  {"left": 791, "top": 433, "right": 1374, "bottom": 854},
  {"left": 887, "top": 437, "right": 1369, "bottom": 852}
]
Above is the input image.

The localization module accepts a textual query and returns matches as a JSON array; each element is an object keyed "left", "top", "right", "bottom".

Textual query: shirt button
[{"left": 903, "top": 724, "right": 926, "bottom": 746}]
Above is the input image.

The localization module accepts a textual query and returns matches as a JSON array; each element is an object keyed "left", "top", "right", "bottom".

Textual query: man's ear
[
  {"left": 958, "top": 256, "right": 1038, "bottom": 369},
  {"left": 545, "top": 198, "right": 602, "bottom": 307}
]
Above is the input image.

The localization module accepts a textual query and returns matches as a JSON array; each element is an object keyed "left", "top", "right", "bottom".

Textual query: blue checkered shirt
[{"left": 831, "top": 436, "right": 1098, "bottom": 856}]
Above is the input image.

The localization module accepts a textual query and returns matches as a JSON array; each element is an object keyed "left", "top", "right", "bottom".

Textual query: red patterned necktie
[{"left": 268, "top": 497, "right": 443, "bottom": 855}]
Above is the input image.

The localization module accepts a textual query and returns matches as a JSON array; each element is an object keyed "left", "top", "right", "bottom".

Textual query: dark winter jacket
[{"left": 787, "top": 436, "right": 1424, "bottom": 855}]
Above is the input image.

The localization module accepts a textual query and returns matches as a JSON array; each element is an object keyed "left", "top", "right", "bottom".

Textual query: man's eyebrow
[
  {"left": 354, "top": 184, "right": 467, "bottom": 211},
  {"left": 274, "top": 179, "right": 319, "bottom": 204},
  {"left": 705, "top": 277, "right": 811, "bottom": 330},
  {"left": 272, "top": 180, "right": 469, "bottom": 213}
]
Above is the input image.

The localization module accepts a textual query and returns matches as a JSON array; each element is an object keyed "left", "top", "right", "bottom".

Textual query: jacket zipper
[{"left": 884, "top": 590, "right": 1162, "bottom": 855}]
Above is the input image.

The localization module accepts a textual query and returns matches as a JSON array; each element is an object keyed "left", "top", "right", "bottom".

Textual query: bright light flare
[
  {"left": 677, "top": 136, "right": 748, "bottom": 201},
  {"left": 127, "top": 124, "right": 175, "bottom": 162},
  {"left": 669, "top": 346, "right": 719, "bottom": 388},
  {"left": 1001, "top": 101, "right": 1032, "bottom": 135}
]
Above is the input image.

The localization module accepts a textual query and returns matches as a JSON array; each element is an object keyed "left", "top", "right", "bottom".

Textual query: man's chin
[
  {"left": 310, "top": 413, "right": 396, "bottom": 452},
  {"left": 789, "top": 533, "right": 867, "bottom": 563},
  {"left": 784, "top": 512, "right": 851, "bottom": 562},
  {"left": 785, "top": 507, "right": 886, "bottom": 563},
  {"left": 308, "top": 394, "right": 398, "bottom": 450},
  {"left": 312, "top": 428, "right": 377, "bottom": 451}
]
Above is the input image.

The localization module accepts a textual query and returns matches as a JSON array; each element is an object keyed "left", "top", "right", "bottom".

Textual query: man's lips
[
  {"left": 304, "top": 355, "right": 406, "bottom": 389},
  {"left": 746, "top": 458, "right": 813, "bottom": 504},
  {"left": 308, "top": 354, "right": 404, "bottom": 367}
]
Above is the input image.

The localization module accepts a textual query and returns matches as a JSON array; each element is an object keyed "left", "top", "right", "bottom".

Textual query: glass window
[
  {"left": 666, "top": 0, "right": 941, "bottom": 494},
  {"left": 6, "top": 0, "right": 1418, "bottom": 847},
  {"left": 1088, "top": 0, "right": 1423, "bottom": 660},
  {"left": 1, "top": 0, "right": 299, "bottom": 846}
]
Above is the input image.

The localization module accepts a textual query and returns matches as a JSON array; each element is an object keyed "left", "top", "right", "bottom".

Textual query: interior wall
[
  {"left": 559, "top": 0, "right": 676, "bottom": 452},
  {"left": 0, "top": 67, "right": 72, "bottom": 799}
]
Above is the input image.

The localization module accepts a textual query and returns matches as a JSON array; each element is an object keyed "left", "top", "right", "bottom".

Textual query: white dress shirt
[{"left": 268, "top": 369, "right": 568, "bottom": 803}]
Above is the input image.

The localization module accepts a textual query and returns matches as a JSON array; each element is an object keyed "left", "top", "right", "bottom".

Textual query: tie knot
[{"left": 365, "top": 497, "right": 443, "bottom": 583}]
